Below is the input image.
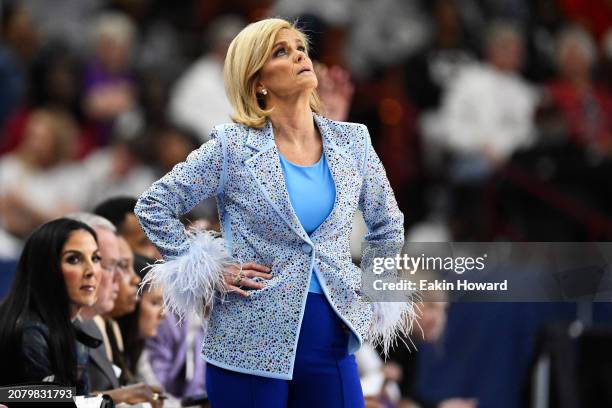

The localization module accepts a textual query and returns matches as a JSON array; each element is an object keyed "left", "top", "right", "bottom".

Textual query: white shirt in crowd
[
  {"left": 0, "top": 154, "right": 84, "bottom": 218},
  {"left": 168, "top": 56, "right": 233, "bottom": 143},
  {"left": 80, "top": 148, "right": 157, "bottom": 210},
  {"left": 440, "top": 63, "right": 539, "bottom": 161}
]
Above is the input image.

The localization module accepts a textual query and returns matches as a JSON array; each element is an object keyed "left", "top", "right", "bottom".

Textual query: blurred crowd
[{"left": 1, "top": 0, "right": 612, "bottom": 407}]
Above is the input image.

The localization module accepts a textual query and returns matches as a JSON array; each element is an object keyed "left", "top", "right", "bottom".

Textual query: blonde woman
[{"left": 135, "top": 18, "right": 413, "bottom": 407}]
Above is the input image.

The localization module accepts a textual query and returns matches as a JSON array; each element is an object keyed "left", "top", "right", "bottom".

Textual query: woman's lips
[{"left": 80, "top": 285, "right": 96, "bottom": 293}]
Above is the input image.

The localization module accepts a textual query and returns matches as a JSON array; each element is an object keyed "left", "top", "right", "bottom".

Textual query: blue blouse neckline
[{"left": 278, "top": 151, "right": 324, "bottom": 168}]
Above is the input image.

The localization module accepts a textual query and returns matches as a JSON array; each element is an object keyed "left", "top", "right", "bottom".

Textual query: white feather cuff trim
[
  {"left": 369, "top": 300, "right": 419, "bottom": 358},
  {"left": 140, "top": 228, "right": 232, "bottom": 323}
]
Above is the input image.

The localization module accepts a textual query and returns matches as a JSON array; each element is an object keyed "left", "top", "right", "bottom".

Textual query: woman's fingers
[
  {"left": 235, "top": 276, "right": 266, "bottom": 289},
  {"left": 224, "top": 282, "right": 250, "bottom": 297},
  {"left": 221, "top": 262, "right": 272, "bottom": 297},
  {"left": 241, "top": 262, "right": 271, "bottom": 273},
  {"left": 242, "top": 270, "right": 273, "bottom": 280}
]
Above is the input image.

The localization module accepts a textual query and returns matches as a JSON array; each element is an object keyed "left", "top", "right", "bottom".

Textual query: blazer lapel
[
  {"left": 310, "top": 114, "right": 355, "bottom": 240},
  {"left": 244, "top": 122, "right": 311, "bottom": 243},
  {"left": 77, "top": 319, "right": 120, "bottom": 389},
  {"left": 90, "top": 343, "right": 121, "bottom": 389}
]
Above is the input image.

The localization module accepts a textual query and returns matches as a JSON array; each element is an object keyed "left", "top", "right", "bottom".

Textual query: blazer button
[{"left": 301, "top": 243, "right": 312, "bottom": 254}]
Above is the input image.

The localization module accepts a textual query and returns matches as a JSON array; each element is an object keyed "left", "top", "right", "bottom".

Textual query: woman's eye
[
  {"left": 66, "top": 255, "right": 79, "bottom": 264},
  {"left": 297, "top": 45, "right": 306, "bottom": 52},
  {"left": 274, "top": 47, "right": 286, "bottom": 57},
  {"left": 92, "top": 254, "right": 102, "bottom": 263}
]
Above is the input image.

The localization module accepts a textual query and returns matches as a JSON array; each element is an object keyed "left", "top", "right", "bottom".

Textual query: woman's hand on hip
[{"left": 222, "top": 262, "right": 272, "bottom": 297}]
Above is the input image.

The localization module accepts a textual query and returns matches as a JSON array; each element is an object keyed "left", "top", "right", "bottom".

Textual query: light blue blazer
[{"left": 135, "top": 113, "right": 410, "bottom": 380}]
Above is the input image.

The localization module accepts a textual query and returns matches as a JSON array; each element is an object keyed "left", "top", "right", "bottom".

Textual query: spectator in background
[
  {"left": 0, "top": 218, "right": 102, "bottom": 394},
  {"left": 0, "top": 109, "right": 84, "bottom": 242},
  {"left": 381, "top": 288, "right": 475, "bottom": 408},
  {"left": 168, "top": 15, "right": 245, "bottom": 142},
  {"left": 118, "top": 255, "right": 178, "bottom": 406},
  {"left": 0, "top": 2, "right": 38, "bottom": 126},
  {"left": 436, "top": 21, "right": 539, "bottom": 239},
  {"left": 94, "top": 197, "right": 161, "bottom": 260},
  {"left": 20, "top": 0, "right": 105, "bottom": 53},
  {"left": 545, "top": 26, "right": 612, "bottom": 155},
  {"left": 67, "top": 212, "right": 164, "bottom": 406},
  {"left": 405, "top": 0, "right": 477, "bottom": 205},
  {"left": 151, "top": 124, "right": 201, "bottom": 177},
  {"left": 145, "top": 309, "right": 207, "bottom": 407},
  {"left": 404, "top": 0, "right": 477, "bottom": 112},
  {"left": 356, "top": 341, "right": 403, "bottom": 406},
  {"left": 104, "top": 236, "right": 141, "bottom": 385},
  {"left": 347, "top": 0, "right": 431, "bottom": 77},
  {"left": 523, "top": 0, "right": 567, "bottom": 83},
  {"left": 80, "top": 120, "right": 156, "bottom": 211},
  {"left": 439, "top": 20, "right": 538, "bottom": 178},
  {"left": 149, "top": 124, "right": 219, "bottom": 228},
  {"left": 111, "top": 236, "right": 141, "bottom": 320},
  {"left": 93, "top": 198, "right": 152, "bottom": 385},
  {"left": 83, "top": 12, "right": 137, "bottom": 146},
  {"left": 66, "top": 213, "right": 121, "bottom": 391},
  {"left": 1, "top": 43, "right": 90, "bottom": 156}
]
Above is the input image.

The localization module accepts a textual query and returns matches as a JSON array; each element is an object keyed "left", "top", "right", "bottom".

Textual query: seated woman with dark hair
[
  {"left": 117, "top": 255, "right": 171, "bottom": 400},
  {"left": 0, "top": 218, "right": 103, "bottom": 394}
]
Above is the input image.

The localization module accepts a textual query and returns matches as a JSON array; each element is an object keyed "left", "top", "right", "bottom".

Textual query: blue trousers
[{"left": 205, "top": 292, "right": 365, "bottom": 407}]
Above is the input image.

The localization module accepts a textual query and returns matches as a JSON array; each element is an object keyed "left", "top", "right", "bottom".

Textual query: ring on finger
[{"left": 234, "top": 270, "right": 244, "bottom": 286}]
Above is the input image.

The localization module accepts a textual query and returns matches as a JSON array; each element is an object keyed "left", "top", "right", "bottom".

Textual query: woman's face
[
  {"left": 138, "top": 286, "right": 165, "bottom": 338},
  {"left": 257, "top": 28, "right": 317, "bottom": 101},
  {"left": 60, "top": 229, "right": 102, "bottom": 317},
  {"left": 560, "top": 42, "right": 592, "bottom": 80}
]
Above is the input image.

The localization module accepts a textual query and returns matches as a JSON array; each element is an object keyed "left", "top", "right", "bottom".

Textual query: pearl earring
[{"left": 261, "top": 89, "right": 268, "bottom": 96}]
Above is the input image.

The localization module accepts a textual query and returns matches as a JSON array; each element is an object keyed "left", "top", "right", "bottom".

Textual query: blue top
[{"left": 279, "top": 151, "right": 336, "bottom": 294}]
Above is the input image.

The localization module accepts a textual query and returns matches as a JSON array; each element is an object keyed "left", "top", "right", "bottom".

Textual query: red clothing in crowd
[{"left": 547, "top": 80, "right": 612, "bottom": 150}]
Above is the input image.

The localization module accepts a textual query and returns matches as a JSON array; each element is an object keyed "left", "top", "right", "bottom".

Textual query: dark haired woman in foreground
[{"left": 0, "top": 218, "right": 102, "bottom": 394}]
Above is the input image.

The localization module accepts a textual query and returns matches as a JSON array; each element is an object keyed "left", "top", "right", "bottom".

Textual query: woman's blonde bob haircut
[{"left": 224, "top": 18, "right": 322, "bottom": 128}]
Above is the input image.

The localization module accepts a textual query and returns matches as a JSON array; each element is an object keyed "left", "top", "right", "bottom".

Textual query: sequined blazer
[{"left": 135, "top": 113, "right": 410, "bottom": 380}]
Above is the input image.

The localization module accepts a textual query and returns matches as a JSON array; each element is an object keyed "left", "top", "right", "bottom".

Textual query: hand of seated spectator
[
  {"left": 364, "top": 396, "right": 385, "bottom": 408},
  {"left": 102, "top": 382, "right": 165, "bottom": 408},
  {"left": 383, "top": 361, "right": 403, "bottom": 382},
  {"left": 439, "top": 397, "right": 478, "bottom": 408}
]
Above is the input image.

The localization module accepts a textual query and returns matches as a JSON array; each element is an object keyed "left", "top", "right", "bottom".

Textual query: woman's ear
[{"left": 255, "top": 81, "right": 267, "bottom": 108}]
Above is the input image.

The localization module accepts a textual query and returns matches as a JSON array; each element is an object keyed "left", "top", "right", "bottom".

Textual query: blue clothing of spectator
[{"left": 0, "top": 47, "right": 25, "bottom": 127}]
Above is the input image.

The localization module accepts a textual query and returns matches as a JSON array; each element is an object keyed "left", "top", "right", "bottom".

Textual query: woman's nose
[{"left": 84, "top": 265, "right": 96, "bottom": 279}]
